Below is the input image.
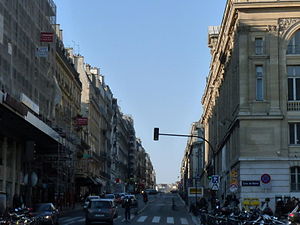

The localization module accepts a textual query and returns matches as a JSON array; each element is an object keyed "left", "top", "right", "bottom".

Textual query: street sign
[
  {"left": 261, "top": 174, "right": 271, "bottom": 184},
  {"left": 188, "top": 187, "right": 204, "bottom": 197},
  {"left": 211, "top": 175, "right": 220, "bottom": 184},
  {"left": 209, "top": 175, "right": 220, "bottom": 190},
  {"left": 242, "top": 180, "right": 260, "bottom": 186},
  {"left": 211, "top": 183, "right": 219, "bottom": 190},
  {"left": 230, "top": 184, "right": 238, "bottom": 192}
]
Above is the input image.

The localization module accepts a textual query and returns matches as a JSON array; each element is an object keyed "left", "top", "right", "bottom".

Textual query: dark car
[
  {"left": 31, "top": 203, "right": 59, "bottom": 225},
  {"left": 288, "top": 206, "right": 300, "bottom": 225},
  {"left": 85, "top": 199, "right": 118, "bottom": 225}
]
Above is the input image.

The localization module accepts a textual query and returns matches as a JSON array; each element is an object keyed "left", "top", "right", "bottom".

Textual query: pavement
[{"left": 178, "top": 194, "right": 201, "bottom": 225}]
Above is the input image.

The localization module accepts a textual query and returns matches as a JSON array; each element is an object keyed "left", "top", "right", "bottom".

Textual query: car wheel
[{"left": 108, "top": 220, "right": 114, "bottom": 225}]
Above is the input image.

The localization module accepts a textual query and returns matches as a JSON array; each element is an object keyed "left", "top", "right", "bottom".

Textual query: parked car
[
  {"left": 85, "top": 199, "right": 118, "bottom": 225},
  {"left": 83, "top": 196, "right": 100, "bottom": 210},
  {"left": 121, "top": 195, "right": 138, "bottom": 208},
  {"left": 31, "top": 203, "right": 59, "bottom": 225},
  {"left": 288, "top": 206, "right": 300, "bottom": 225},
  {"left": 104, "top": 194, "right": 117, "bottom": 203}
]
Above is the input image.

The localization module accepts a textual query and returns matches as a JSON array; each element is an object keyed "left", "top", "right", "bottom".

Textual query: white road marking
[
  {"left": 152, "top": 216, "right": 160, "bottom": 223},
  {"left": 60, "top": 216, "right": 82, "bottom": 223},
  {"left": 167, "top": 217, "right": 174, "bottom": 224},
  {"left": 180, "top": 217, "right": 189, "bottom": 224},
  {"left": 137, "top": 216, "right": 148, "bottom": 222}
]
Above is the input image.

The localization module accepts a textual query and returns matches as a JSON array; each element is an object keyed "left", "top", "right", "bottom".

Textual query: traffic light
[{"left": 153, "top": 128, "right": 159, "bottom": 141}]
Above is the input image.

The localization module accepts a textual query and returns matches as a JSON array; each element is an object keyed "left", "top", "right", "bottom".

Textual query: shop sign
[
  {"left": 75, "top": 117, "right": 88, "bottom": 126},
  {"left": 40, "top": 32, "right": 54, "bottom": 42}
]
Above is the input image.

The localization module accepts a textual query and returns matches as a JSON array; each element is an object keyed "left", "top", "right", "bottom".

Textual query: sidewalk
[{"left": 178, "top": 194, "right": 200, "bottom": 225}]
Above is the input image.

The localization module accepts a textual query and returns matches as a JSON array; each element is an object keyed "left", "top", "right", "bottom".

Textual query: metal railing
[{"left": 288, "top": 101, "right": 300, "bottom": 111}]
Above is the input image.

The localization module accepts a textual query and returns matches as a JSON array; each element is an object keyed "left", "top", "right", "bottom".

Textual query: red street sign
[
  {"left": 75, "top": 117, "right": 88, "bottom": 126},
  {"left": 40, "top": 32, "right": 54, "bottom": 42}
]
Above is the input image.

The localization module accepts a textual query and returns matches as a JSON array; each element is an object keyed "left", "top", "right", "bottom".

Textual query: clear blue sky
[{"left": 55, "top": 0, "right": 226, "bottom": 184}]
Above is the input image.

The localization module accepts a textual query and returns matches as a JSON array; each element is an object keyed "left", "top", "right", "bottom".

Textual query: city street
[{"left": 59, "top": 193, "right": 196, "bottom": 225}]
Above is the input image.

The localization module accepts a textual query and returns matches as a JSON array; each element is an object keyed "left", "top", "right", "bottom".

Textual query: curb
[{"left": 178, "top": 194, "right": 200, "bottom": 225}]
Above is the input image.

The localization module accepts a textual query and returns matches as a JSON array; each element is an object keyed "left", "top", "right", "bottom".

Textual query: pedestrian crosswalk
[
  {"left": 59, "top": 215, "right": 191, "bottom": 225},
  {"left": 134, "top": 215, "right": 191, "bottom": 224}
]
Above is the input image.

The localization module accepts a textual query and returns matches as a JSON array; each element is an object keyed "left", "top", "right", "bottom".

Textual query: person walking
[{"left": 124, "top": 196, "right": 132, "bottom": 222}]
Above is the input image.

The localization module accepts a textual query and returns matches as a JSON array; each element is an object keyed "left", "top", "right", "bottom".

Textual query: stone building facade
[
  {"left": 201, "top": 0, "right": 300, "bottom": 210},
  {"left": 0, "top": 0, "right": 156, "bottom": 210}
]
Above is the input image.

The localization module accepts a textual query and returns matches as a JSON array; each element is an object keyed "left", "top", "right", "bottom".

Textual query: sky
[{"left": 55, "top": 0, "right": 227, "bottom": 184}]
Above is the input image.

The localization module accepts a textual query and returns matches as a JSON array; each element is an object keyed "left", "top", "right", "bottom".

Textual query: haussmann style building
[{"left": 201, "top": 0, "right": 300, "bottom": 210}]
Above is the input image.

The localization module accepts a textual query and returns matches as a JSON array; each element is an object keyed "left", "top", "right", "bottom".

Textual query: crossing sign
[
  {"left": 209, "top": 175, "right": 220, "bottom": 190},
  {"left": 211, "top": 175, "right": 220, "bottom": 184}
]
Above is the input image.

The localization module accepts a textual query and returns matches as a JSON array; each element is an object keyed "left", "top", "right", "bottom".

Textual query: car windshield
[
  {"left": 91, "top": 201, "right": 111, "bottom": 209},
  {"left": 87, "top": 196, "right": 99, "bottom": 201},
  {"left": 104, "top": 194, "right": 114, "bottom": 199},
  {"left": 33, "top": 204, "right": 52, "bottom": 212}
]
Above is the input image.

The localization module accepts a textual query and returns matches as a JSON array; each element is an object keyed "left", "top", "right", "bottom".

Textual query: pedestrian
[{"left": 123, "top": 196, "right": 132, "bottom": 221}]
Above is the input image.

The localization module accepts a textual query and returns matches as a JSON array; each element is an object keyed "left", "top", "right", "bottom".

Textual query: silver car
[
  {"left": 85, "top": 199, "right": 118, "bottom": 225},
  {"left": 83, "top": 196, "right": 100, "bottom": 210}
]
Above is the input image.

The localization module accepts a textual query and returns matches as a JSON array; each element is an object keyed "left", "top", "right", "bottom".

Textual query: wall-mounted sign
[
  {"left": 36, "top": 46, "right": 49, "bottom": 57},
  {"left": 261, "top": 174, "right": 271, "bottom": 184},
  {"left": 40, "top": 32, "right": 54, "bottom": 42},
  {"left": 230, "top": 184, "right": 238, "bottom": 193},
  {"left": 188, "top": 187, "right": 203, "bottom": 197},
  {"left": 75, "top": 117, "right": 88, "bottom": 126},
  {"left": 242, "top": 180, "right": 260, "bottom": 186}
]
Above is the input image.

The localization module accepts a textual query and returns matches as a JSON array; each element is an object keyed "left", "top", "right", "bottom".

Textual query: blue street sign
[{"left": 211, "top": 175, "right": 219, "bottom": 184}]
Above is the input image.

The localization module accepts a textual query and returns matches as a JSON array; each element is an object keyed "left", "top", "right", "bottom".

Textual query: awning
[
  {"left": 95, "top": 177, "right": 106, "bottom": 186},
  {"left": 75, "top": 176, "right": 97, "bottom": 186}
]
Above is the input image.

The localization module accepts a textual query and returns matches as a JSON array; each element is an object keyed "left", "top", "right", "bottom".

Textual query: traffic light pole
[{"left": 153, "top": 128, "right": 215, "bottom": 174}]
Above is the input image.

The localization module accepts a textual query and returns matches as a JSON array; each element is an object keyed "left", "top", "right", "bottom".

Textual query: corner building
[{"left": 202, "top": 0, "right": 300, "bottom": 210}]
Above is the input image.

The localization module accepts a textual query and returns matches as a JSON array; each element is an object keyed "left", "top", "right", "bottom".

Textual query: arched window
[
  {"left": 291, "top": 166, "right": 300, "bottom": 191},
  {"left": 287, "top": 30, "right": 300, "bottom": 54}
]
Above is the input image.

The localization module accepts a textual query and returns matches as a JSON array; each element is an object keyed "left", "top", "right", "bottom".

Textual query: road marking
[
  {"left": 167, "top": 217, "right": 174, "bottom": 224},
  {"left": 152, "top": 216, "right": 160, "bottom": 223},
  {"left": 137, "top": 216, "right": 147, "bottom": 222},
  {"left": 180, "top": 218, "right": 188, "bottom": 224},
  {"left": 60, "top": 216, "right": 82, "bottom": 223}
]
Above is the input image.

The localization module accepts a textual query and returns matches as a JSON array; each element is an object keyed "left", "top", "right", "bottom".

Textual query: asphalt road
[{"left": 58, "top": 193, "right": 197, "bottom": 225}]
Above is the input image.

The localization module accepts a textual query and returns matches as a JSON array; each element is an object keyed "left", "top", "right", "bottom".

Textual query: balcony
[{"left": 288, "top": 101, "right": 300, "bottom": 111}]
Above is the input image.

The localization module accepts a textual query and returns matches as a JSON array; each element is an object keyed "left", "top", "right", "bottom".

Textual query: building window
[
  {"left": 291, "top": 166, "right": 300, "bottom": 191},
  {"left": 256, "top": 66, "right": 264, "bottom": 101},
  {"left": 287, "top": 30, "right": 300, "bottom": 54},
  {"left": 289, "top": 123, "right": 300, "bottom": 145},
  {"left": 255, "top": 37, "right": 264, "bottom": 55},
  {"left": 288, "top": 66, "right": 300, "bottom": 101}
]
